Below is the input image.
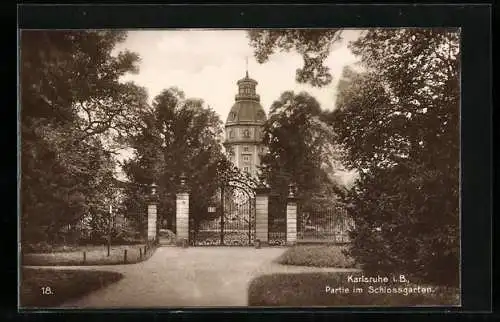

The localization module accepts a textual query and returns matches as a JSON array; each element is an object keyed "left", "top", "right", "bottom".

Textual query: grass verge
[
  {"left": 248, "top": 272, "right": 460, "bottom": 307},
  {"left": 276, "top": 245, "right": 357, "bottom": 268},
  {"left": 20, "top": 267, "right": 123, "bottom": 308},
  {"left": 22, "top": 244, "right": 156, "bottom": 266}
]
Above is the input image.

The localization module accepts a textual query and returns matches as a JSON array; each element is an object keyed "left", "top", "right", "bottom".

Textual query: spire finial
[{"left": 245, "top": 56, "right": 249, "bottom": 77}]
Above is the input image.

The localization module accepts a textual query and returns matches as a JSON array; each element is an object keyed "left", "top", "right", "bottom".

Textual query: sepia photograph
[{"left": 19, "top": 27, "right": 461, "bottom": 309}]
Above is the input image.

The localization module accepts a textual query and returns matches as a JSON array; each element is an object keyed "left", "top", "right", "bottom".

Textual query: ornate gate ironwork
[
  {"left": 189, "top": 183, "right": 256, "bottom": 246},
  {"left": 297, "top": 204, "right": 353, "bottom": 243},
  {"left": 268, "top": 194, "right": 287, "bottom": 246}
]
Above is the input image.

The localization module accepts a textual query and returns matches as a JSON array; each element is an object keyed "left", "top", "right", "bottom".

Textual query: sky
[
  {"left": 112, "top": 29, "right": 362, "bottom": 184},
  {"left": 114, "top": 29, "right": 363, "bottom": 122}
]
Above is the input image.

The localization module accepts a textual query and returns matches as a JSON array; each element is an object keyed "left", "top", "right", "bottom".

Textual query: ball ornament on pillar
[
  {"left": 150, "top": 182, "right": 158, "bottom": 196},
  {"left": 288, "top": 182, "right": 297, "bottom": 199},
  {"left": 257, "top": 171, "right": 268, "bottom": 188},
  {"left": 178, "top": 172, "right": 189, "bottom": 193},
  {"left": 149, "top": 182, "right": 159, "bottom": 203}
]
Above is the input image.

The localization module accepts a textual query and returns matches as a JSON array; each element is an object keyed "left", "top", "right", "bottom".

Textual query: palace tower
[{"left": 224, "top": 70, "right": 267, "bottom": 177}]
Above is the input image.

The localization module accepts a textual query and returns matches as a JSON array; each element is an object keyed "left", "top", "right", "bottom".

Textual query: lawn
[
  {"left": 248, "top": 272, "right": 460, "bottom": 307},
  {"left": 276, "top": 245, "right": 358, "bottom": 268},
  {"left": 20, "top": 267, "right": 123, "bottom": 308},
  {"left": 22, "top": 244, "right": 156, "bottom": 266}
]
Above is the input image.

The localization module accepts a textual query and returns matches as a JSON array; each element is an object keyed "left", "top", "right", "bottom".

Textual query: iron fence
[
  {"left": 268, "top": 195, "right": 287, "bottom": 246},
  {"left": 189, "top": 193, "right": 255, "bottom": 246},
  {"left": 298, "top": 205, "right": 354, "bottom": 243}
]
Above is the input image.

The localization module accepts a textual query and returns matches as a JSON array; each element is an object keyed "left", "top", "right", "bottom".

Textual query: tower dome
[{"left": 225, "top": 72, "right": 267, "bottom": 126}]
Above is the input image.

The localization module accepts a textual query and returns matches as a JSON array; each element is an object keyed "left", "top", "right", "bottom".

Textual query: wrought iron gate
[
  {"left": 189, "top": 184, "right": 256, "bottom": 246},
  {"left": 268, "top": 194, "right": 287, "bottom": 246},
  {"left": 297, "top": 205, "right": 353, "bottom": 243}
]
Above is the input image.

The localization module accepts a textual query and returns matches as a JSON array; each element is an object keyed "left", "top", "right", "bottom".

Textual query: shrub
[
  {"left": 277, "top": 245, "right": 357, "bottom": 268},
  {"left": 24, "top": 241, "right": 53, "bottom": 253},
  {"left": 248, "top": 272, "right": 460, "bottom": 307},
  {"left": 20, "top": 268, "right": 124, "bottom": 307},
  {"left": 343, "top": 163, "right": 459, "bottom": 287},
  {"left": 113, "top": 227, "right": 143, "bottom": 245},
  {"left": 158, "top": 229, "right": 176, "bottom": 245}
]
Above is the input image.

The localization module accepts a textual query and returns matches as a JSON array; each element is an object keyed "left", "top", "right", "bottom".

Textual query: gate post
[
  {"left": 147, "top": 183, "right": 159, "bottom": 242},
  {"left": 176, "top": 173, "right": 190, "bottom": 247},
  {"left": 255, "top": 184, "right": 270, "bottom": 246},
  {"left": 286, "top": 183, "right": 298, "bottom": 246}
]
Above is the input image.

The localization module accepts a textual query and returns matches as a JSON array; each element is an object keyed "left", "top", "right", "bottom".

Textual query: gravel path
[{"left": 25, "top": 246, "right": 359, "bottom": 308}]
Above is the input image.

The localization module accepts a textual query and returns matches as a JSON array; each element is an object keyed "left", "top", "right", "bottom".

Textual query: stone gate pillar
[
  {"left": 147, "top": 183, "right": 159, "bottom": 242},
  {"left": 255, "top": 185, "right": 270, "bottom": 246},
  {"left": 286, "top": 183, "right": 298, "bottom": 246},
  {"left": 176, "top": 173, "right": 189, "bottom": 246}
]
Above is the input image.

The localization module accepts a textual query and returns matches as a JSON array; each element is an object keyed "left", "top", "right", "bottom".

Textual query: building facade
[{"left": 224, "top": 71, "right": 267, "bottom": 177}]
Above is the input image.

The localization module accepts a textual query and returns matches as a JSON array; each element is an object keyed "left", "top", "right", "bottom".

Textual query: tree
[
  {"left": 247, "top": 29, "right": 342, "bottom": 87},
  {"left": 330, "top": 28, "right": 460, "bottom": 286},
  {"left": 122, "top": 87, "right": 246, "bottom": 235},
  {"left": 21, "top": 132, "right": 117, "bottom": 244},
  {"left": 21, "top": 31, "right": 144, "bottom": 133},
  {"left": 248, "top": 27, "right": 460, "bottom": 285},
  {"left": 260, "top": 91, "right": 345, "bottom": 214},
  {"left": 20, "top": 30, "right": 147, "bottom": 244}
]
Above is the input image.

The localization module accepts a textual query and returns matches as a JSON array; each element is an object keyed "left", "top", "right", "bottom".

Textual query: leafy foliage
[
  {"left": 260, "top": 91, "right": 345, "bottom": 214},
  {"left": 21, "top": 31, "right": 147, "bottom": 243},
  {"left": 251, "top": 27, "right": 460, "bottom": 286},
  {"left": 122, "top": 87, "right": 254, "bottom": 234},
  {"left": 329, "top": 29, "right": 460, "bottom": 286},
  {"left": 247, "top": 29, "right": 342, "bottom": 87}
]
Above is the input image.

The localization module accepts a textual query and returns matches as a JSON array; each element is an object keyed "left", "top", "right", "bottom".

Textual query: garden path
[{"left": 26, "top": 246, "right": 359, "bottom": 308}]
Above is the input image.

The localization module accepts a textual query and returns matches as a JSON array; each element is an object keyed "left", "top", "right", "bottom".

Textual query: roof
[
  {"left": 237, "top": 73, "right": 258, "bottom": 85},
  {"left": 226, "top": 72, "right": 267, "bottom": 126},
  {"left": 226, "top": 100, "right": 267, "bottom": 125}
]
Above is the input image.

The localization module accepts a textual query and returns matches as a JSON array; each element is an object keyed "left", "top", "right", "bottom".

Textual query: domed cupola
[{"left": 226, "top": 71, "right": 267, "bottom": 126}]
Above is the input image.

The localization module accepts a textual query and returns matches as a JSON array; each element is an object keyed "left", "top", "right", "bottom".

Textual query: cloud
[{"left": 116, "top": 29, "right": 361, "bottom": 120}]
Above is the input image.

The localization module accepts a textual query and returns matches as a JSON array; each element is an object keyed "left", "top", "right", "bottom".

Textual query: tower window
[
  {"left": 243, "top": 129, "right": 250, "bottom": 138},
  {"left": 229, "top": 130, "right": 234, "bottom": 138},
  {"left": 243, "top": 146, "right": 249, "bottom": 152},
  {"left": 243, "top": 155, "right": 250, "bottom": 162},
  {"left": 243, "top": 167, "right": 249, "bottom": 173}
]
